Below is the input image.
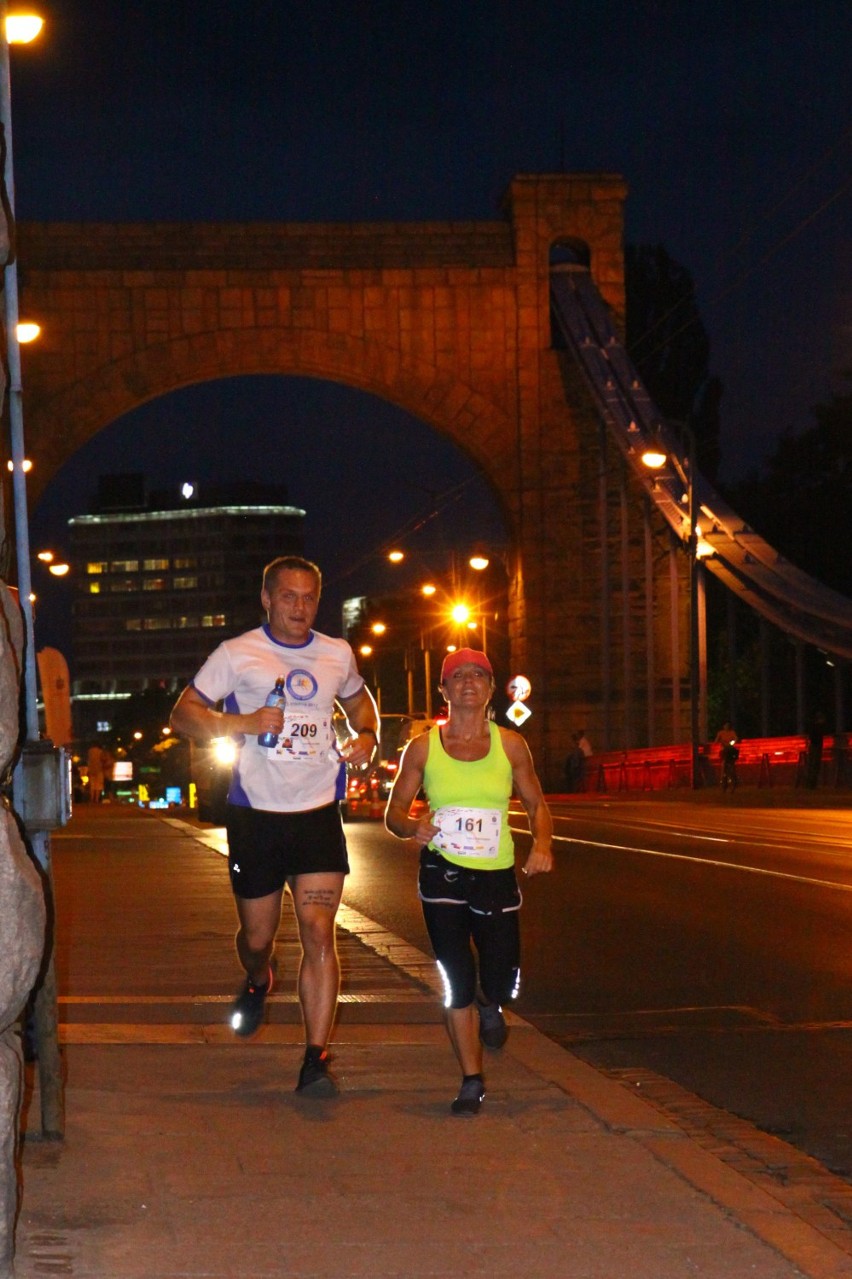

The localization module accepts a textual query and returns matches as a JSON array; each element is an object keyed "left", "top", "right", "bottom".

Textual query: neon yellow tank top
[{"left": 423, "top": 722, "right": 515, "bottom": 870}]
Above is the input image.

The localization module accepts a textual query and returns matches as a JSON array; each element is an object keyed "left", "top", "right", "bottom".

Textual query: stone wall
[{"left": 0, "top": 585, "right": 47, "bottom": 1278}]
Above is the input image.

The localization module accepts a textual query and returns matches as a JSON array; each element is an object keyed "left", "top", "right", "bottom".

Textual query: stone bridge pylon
[{"left": 18, "top": 174, "right": 683, "bottom": 789}]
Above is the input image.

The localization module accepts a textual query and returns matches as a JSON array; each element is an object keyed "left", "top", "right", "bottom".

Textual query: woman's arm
[
  {"left": 502, "top": 728, "right": 554, "bottom": 877},
  {"left": 384, "top": 734, "right": 439, "bottom": 846}
]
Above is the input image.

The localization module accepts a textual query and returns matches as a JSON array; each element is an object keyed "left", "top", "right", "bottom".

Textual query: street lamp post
[
  {"left": 642, "top": 425, "right": 702, "bottom": 789},
  {"left": 0, "top": 5, "right": 40, "bottom": 744},
  {"left": 685, "top": 428, "right": 701, "bottom": 790}
]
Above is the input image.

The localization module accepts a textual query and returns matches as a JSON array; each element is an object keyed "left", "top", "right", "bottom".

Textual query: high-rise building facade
[{"left": 69, "top": 476, "right": 305, "bottom": 697}]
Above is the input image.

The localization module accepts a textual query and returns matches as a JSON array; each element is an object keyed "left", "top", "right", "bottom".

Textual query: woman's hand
[
  {"left": 521, "top": 841, "right": 553, "bottom": 878},
  {"left": 410, "top": 810, "right": 440, "bottom": 847}
]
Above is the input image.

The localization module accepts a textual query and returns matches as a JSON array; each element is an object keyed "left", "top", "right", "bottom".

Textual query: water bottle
[{"left": 257, "top": 676, "right": 286, "bottom": 748}]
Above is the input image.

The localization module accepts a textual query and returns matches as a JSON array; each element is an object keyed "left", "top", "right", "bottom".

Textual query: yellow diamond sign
[{"left": 505, "top": 700, "right": 531, "bottom": 726}]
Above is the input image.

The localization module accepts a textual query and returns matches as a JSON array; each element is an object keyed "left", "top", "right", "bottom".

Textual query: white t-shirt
[{"left": 191, "top": 624, "right": 365, "bottom": 813}]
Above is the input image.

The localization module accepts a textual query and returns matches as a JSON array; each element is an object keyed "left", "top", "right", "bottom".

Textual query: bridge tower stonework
[{"left": 18, "top": 174, "right": 681, "bottom": 789}]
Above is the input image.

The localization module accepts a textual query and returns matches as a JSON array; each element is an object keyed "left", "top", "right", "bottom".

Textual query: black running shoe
[
  {"left": 229, "top": 966, "right": 273, "bottom": 1038},
  {"left": 451, "top": 1075, "right": 485, "bottom": 1116},
  {"left": 295, "top": 1051, "right": 339, "bottom": 1097},
  {"left": 477, "top": 1000, "right": 508, "bottom": 1050}
]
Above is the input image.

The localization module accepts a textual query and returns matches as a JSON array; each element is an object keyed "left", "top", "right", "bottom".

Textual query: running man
[{"left": 171, "top": 555, "right": 379, "bottom": 1095}]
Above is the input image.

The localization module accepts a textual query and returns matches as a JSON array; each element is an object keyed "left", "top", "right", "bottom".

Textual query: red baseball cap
[{"left": 440, "top": 648, "right": 493, "bottom": 683}]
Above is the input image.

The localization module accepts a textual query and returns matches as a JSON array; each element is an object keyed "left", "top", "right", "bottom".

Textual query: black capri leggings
[{"left": 419, "top": 850, "right": 521, "bottom": 1009}]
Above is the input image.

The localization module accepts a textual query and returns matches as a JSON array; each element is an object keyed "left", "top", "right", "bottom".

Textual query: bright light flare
[
  {"left": 7, "top": 458, "right": 32, "bottom": 472},
  {"left": 212, "top": 737, "right": 237, "bottom": 766},
  {"left": 469, "top": 555, "right": 489, "bottom": 571},
  {"left": 5, "top": 14, "right": 44, "bottom": 43},
  {"left": 16, "top": 321, "right": 41, "bottom": 343},
  {"left": 387, "top": 550, "right": 404, "bottom": 563},
  {"left": 48, "top": 562, "right": 70, "bottom": 576},
  {"left": 450, "top": 603, "right": 470, "bottom": 625},
  {"left": 641, "top": 449, "right": 667, "bottom": 470}
]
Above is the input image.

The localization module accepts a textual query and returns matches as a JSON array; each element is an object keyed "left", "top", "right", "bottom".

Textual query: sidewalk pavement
[{"left": 13, "top": 810, "right": 852, "bottom": 1278}]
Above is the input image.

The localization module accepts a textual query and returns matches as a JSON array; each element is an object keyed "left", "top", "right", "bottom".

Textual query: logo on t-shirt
[{"left": 286, "top": 669, "right": 318, "bottom": 701}]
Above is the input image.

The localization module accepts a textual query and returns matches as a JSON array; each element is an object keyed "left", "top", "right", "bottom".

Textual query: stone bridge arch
[
  {"left": 16, "top": 173, "right": 677, "bottom": 788},
  {"left": 27, "top": 325, "right": 518, "bottom": 526}
]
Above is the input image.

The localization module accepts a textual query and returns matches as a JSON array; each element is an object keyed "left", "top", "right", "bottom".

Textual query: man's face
[{"left": 261, "top": 568, "right": 320, "bottom": 644}]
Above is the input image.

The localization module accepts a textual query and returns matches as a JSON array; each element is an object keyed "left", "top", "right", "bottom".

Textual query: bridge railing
[{"left": 570, "top": 736, "right": 851, "bottom": 794}]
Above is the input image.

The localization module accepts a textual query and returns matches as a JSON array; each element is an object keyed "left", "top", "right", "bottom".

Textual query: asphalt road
[{"left": 340, "top": 797, "right": 852, "bottom": 1182}]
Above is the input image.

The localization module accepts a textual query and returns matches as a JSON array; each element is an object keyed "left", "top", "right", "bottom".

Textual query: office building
[{"left": 69, "top": 474, "right": 305, "bottom": 700}]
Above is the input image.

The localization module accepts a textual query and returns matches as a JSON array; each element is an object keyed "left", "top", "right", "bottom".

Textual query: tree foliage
[
  {"left": 727, "top": 392, "right": 852, "bottom": 596},
  {"left": 625, "top": 244, "right": 722, "bottom": 479}
]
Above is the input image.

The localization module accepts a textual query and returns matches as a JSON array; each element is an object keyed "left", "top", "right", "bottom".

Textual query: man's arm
[
  {"left": 170, "top": 684, "right": 282, "bottom": 742},
  {"left": 337, "top": 684, "right": 380, "bottom": 768}
]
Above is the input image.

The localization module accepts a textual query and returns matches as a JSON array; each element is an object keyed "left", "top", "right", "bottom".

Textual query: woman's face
[{"left": 440, "top": 662, "right": 494, "bottom": 709}]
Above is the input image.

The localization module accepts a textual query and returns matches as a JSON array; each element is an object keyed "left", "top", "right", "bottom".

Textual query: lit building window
[
  {"left": 143, "top": 578, "right": 167, "bottom": 591},
  {"left": 173, "top": 576, "right": 198, "bottom": 589},
  {"left": 125, "top": 619, "right": 142, "bottom": 631},
  {"left": 109, "top": 579, "right": 138, "bottom": 592},
  {"left": 143, "top": 558, "right": 169, "bottom": 571},
  {"left": 201, "top": 614, "right": 226, "bottom": 627},
  {"left": 87, "top": 561, "right": 108, "bottom": 575},
  {"left": 144, "top": 617, "right": 172, "bottom": 630},
  {"left": 175, "top": 616, "right": 199, "bottom": 628},
  {"left": 88, "top": 582, "right": 101, "bottom": 595},
  {"left": 110, "top": 560, "right": 139, "bottom": 572},
  {"left": 173, "top": 557, "right": 196, "bottom": 569}
]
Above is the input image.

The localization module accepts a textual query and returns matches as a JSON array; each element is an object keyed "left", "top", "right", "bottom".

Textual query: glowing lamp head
[{"left": 5, "top": 15, "right": 44, "bottom": 44}]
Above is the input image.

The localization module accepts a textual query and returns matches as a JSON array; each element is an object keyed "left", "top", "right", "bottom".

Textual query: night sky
[{"left": 12, "top": 0, "right": 851, "bottom": 639}]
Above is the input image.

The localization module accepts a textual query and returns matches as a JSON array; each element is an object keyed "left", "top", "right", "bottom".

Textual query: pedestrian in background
[
  {"left": 86, "top": 743, "right": 107, "bottom": 803},
  {"left": 385, "top": 648, "right": 553, "bottom": 1116},
  {"left": 714, "top": 722, "right": 739, "bottom": 791},
  {"left": 805, "top": 712, "right": 826, "bottom": 789}
]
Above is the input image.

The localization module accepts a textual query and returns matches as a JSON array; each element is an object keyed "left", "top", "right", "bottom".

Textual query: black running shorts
[
  {"left": 418, "top": 849, "right": 521, "bottom": 1008},
  {"left": 225, "top": 801, "right": 349, "bottom": 899}
]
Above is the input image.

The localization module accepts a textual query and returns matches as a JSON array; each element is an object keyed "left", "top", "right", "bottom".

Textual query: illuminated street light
[
  {"left": 48, "top": 562, "right": 69, "bottom": 576},
  {"left": 15, "top": 319, "right": 39, "bottom": 342},
  {"left": 5, "top": 13, "right": 42, "bottom": 43},
  {"left": 6, "top": 456, "right": 31, "bottom": 471},
  {"left": 37, "top": 549, "right": 53, "bottom": 562}
]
